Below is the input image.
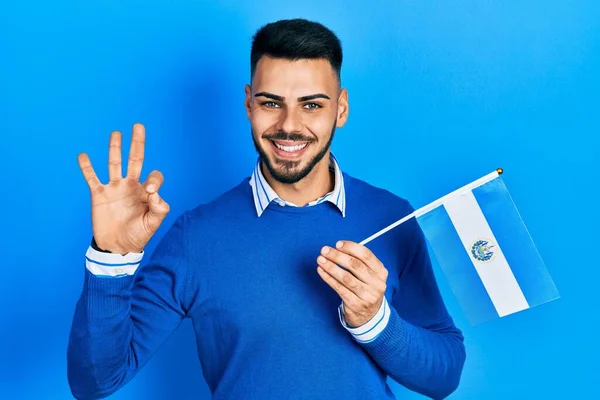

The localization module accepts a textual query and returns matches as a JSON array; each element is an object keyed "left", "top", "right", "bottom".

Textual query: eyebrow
[
  {"left": 298, "top": 93, "right": 330, "bottom": 102},
  {"left": 254, "top": 92, "right": 331, "bottom": 102}
]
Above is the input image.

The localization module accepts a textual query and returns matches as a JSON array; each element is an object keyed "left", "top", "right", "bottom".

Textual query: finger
[
  {"left": 142, "top": 170, "right": 164, "bottom": 194},
  {"left": 146, "top": 191, "right": 170, "bottom": 232},
  {"left": 77, "top": 153, "right": 103, "bottom": 193},
  {"left": 126, "top": 123, "right": 145, "bottom": 180},
  {"left": 334, "top": 241, "right": 388, "bottom": 280},
  {"left": 317, "top": 265, "right": 362, "bottom": 307},
  {"left": 108, "top": 131, "right": 122, "bottom": 181},
  {"left": 317, "top": 255, "right": 376, "bottom": 302},
  {"left": 320, "top": 245, "right": 376, "bottom": 285}
]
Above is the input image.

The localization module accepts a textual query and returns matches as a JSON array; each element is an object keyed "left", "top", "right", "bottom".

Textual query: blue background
[{"left": 1, "top": 1, "right": 598, "bottom": 398}]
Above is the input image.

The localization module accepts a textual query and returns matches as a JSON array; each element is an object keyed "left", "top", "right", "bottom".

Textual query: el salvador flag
[{"left": 361, "top": 169, "right": 560, "bottom": 325}]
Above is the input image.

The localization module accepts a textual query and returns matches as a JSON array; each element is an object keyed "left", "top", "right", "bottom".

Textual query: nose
[{"left": 276, "top": 107, "right": 303, "bottom": 134}]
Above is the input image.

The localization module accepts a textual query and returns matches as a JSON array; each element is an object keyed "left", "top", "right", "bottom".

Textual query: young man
[{"left": 68, "top": 18, "right": 466, "bottom": 400}]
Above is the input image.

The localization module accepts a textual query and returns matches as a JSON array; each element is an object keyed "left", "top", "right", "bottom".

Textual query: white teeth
[{"left": 274, "top": 142, "right": 308, "bottom": 152}]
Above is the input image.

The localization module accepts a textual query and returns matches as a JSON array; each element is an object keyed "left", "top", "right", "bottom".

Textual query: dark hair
[{"left": 250, "top": 18, "right": 343, "bottom": 84}]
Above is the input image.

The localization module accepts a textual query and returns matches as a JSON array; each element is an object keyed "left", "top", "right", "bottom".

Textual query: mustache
[{"left": 263, "top": 131, "right": 315, "bottom": 142}]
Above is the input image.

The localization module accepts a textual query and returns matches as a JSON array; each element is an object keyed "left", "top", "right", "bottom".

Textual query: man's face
[{"left": 245, "top": 56, "right": 348, "bottom": 184}]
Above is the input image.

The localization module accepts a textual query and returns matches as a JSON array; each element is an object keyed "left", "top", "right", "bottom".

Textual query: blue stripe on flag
[
  {"left": 417, "top": 206, "right": 499, "bottom": 322},
  {"left": 472, "top": 178, "right": 560, "bottom": 308}
]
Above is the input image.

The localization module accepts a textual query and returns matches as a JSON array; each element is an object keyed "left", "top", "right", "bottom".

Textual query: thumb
[{"left": 146, "top": 191, "right": 170, "bottom": 232}]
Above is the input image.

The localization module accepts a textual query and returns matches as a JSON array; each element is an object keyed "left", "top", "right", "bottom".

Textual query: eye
[
  {"left": 261, "top": 101, "right": 280, "bottom": 108},
  {"left": 303, "top": 103, "right": 322, "bottom": 110}
]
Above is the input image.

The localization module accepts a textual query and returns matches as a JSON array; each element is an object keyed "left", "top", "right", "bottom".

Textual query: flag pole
[{"left": 359, "top": 168, "right": 504, "bottom": 246}]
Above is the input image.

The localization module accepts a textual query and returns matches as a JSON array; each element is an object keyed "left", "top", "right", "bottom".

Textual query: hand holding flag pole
[
  {"left": 319, "top": 167, "right": 558, "bottom": 325},
  {"left": 321, "top": 167, "right": 559, "bottom": 326}
]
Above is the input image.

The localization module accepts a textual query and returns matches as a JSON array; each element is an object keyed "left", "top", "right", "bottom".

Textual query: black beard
[{"left": 251, "top": 121, "right": 336, "bottom": 185}]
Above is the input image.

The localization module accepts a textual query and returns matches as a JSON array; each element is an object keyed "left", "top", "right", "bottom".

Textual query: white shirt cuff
[
  {"left": 338, "top": 296, "right": 391, "bottom": 343},
  {"left": 85, "top": 246, "right": 144, "bottom": 277}
]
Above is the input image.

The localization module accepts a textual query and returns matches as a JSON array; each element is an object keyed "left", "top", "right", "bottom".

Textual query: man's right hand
[{"left": 78, "top": 123, "right": 170, "bottom": 254}]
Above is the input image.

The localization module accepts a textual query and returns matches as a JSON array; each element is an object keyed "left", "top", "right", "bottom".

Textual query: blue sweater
[{"left": 67, "top": 173, "right": 466, "bottom": 399}]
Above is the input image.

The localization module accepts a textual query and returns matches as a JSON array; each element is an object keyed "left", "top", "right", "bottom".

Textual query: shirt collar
[{"left": 249, "top": 153, "right": 346, "bottom": 218}]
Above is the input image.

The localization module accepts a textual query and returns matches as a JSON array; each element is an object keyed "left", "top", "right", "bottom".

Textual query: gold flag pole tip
[{"left": 496, "top": 167, "right": 504, "bottom": 175}]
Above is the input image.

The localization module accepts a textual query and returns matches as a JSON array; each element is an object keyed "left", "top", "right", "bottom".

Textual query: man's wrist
[
  {"left": 91, "top": 237, "right": 112, "bottom": 253},
  {"left": 91, "top": 237, "right": 139, "bottom": 255},
  {"left": 338, "top": 297, "right": 391, "bottom": 343}
]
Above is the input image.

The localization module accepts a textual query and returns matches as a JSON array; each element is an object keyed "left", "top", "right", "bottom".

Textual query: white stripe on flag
[{"left": 444, "top": 190, "right": 530, "bottom": 317}]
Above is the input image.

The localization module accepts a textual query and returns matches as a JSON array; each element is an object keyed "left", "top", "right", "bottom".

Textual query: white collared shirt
[{"left": 249, "top": 153, "right": 346, "bottom": 217}]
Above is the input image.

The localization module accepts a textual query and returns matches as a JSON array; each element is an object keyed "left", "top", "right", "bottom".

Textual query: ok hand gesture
[{"left": 78, "top": 123, "right": 169, "bottom": 254}]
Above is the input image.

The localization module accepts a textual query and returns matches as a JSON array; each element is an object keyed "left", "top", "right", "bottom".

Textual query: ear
[
  {"left": 244, "top": 84, "right": 252, "bottom": 121},
  {"left": 336, "top": 88, "right": 349, "bottom": 128}
]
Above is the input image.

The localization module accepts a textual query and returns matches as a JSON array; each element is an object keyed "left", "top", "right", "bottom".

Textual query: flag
[{"left": 361, "top": 169, "right": 560, "bottom": 325}]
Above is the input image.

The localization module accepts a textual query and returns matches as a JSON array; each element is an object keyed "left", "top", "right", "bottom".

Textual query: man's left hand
[{"left": 316, "top": 240, "right": 388, "bottom": 328}]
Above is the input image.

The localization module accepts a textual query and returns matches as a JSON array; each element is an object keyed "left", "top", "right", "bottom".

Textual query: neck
[{"left": 261, "top": 154, "right": 334, "bottom": 206}]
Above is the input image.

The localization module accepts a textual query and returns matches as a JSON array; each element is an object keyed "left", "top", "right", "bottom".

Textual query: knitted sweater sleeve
[
  {"left": 342, "top": 209, "right": 467, "bottom": 399},
  {"left": 67, "top": 212, "right": 191, "bottom": 400}
]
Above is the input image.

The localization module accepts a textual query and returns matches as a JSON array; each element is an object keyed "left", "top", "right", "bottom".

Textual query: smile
[
  {"left": 270, "top": 140, "right": 310, "bottom": 158},
  {"left": 274, "top": 142, "right": 308, "bottom": 152}
]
